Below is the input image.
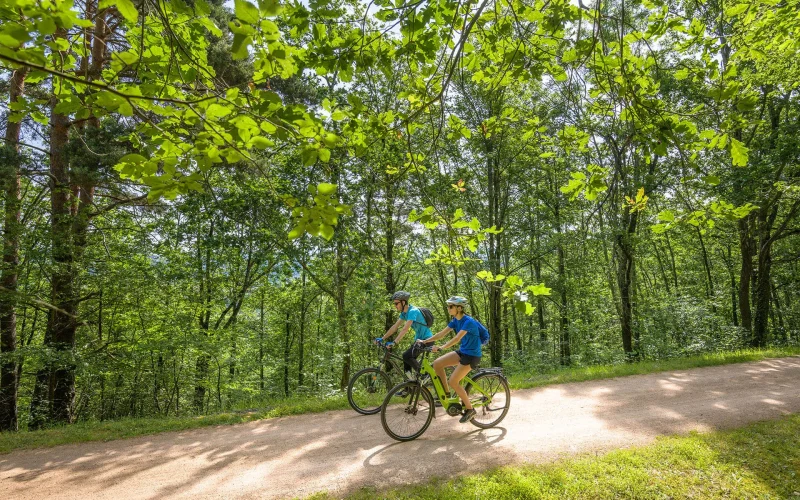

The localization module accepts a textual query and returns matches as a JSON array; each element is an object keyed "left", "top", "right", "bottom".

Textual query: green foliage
[{"left": 2, "top": 0, "right": 800, "bottom": 436}]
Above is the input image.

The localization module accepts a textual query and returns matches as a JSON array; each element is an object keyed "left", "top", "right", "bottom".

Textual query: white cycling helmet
[{"left": 446, "top": 296, "right": 468, "bottom": 306}]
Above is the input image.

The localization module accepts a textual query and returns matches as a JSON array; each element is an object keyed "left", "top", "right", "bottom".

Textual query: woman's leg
[
  {"left": 449, "top": 363, "right": 474, "bottom": 409},
  {"left": 432, "top": 351, "right": 459, "bottom": 394}
]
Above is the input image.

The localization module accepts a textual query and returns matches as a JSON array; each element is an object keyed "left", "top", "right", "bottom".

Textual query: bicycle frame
[
  {"left": 372, "top": 343, "right": 409, "bottom": 379},
  {"left": 416, "top": 351, "right": 493, "bottom": 414}
]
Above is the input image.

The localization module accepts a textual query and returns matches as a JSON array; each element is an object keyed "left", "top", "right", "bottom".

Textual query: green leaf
[
  {"left": 730, "top": 138, "right": 749, "bottom": 167},
  {"left": 702, "top": 175, "right": 720, "bottom": 186},
  {"left": 657, "top": 210, "right": 675, "bottom": 222},
  {"left": 99, "top": 0, "right": 139, "bottom": 22},
  {"left": 258, "top": 0, "right": 282, "bottom": 15},
  {"left": 118, "top": 100, "right": 133, "bottom": 117},
  {"left": 318, "top": 148, "right": 331, "bottom": 162},
  {"left": 476, "top": 270, "right": 493, "bottom": 281},
  {"left": 37, "top": 17, "right": 57, "bottom": 36},
  {"left": 235, "top": 0, "right": 260, "bottom": 24},
  {"left": 317, "top": 183, "right": 337, "bottom": 195},
  {"left": 724, "top": 4, "right": 749, "bottom": 17},
  {"left": 231, "top": 34, "right": 252, "bottom": 60},
  {"left": 288, "top": 224, "right": 304, "bottom": 239},
  {"left": 320, "top": 224, "right": 335, "bottom": 241},
  {"left": 250, "top": 136, "right": 274, "bottom": 149},
  {"left": 119, "top": 153, "right": 147, "bottom": 164},
  {"left": 527, "top": 283, "right": 552, "bottom": 296},
  {"left": 206, "top": 103, "right": 231, "bottom": 120},
  {"left": 0, "top": 24, "right": 30, "bottom": 47}
]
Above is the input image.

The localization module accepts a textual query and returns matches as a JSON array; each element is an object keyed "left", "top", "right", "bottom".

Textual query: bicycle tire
[
  {"left": 466, "top": 372, "right": 511, "bottom": 428},
  {"left": 347, "top": 368, "right": 393, "bottom": 415},
  {"left": 380, "top": 381, "right": 435, "bottom": 441}
]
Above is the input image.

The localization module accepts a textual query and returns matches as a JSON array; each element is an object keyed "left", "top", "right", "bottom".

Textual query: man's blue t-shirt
[
  {"left": 400, "top": 305, "right": 433, "bottom": 341},
  {"left": 447, "top": 315, "right": 482, "bottom": 357}
]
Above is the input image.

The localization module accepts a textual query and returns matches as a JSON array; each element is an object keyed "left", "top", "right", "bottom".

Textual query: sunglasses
[
  {"left": 393, "top": 301, "right": 401, "bottom": 306},
  {"left": 448, "top": 305, "right": 456, "bottom": 309}
]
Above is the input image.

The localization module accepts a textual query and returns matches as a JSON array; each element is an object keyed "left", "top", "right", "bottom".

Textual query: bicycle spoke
[
  {"left": 467, "top": 373, "right": 510, "bottom": 428},
  {"left": 381, "top": 382, "right": 434, "bottom": 441}
]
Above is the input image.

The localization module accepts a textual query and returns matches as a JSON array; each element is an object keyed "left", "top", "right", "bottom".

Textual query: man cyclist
[
  {"left": 419, "top": 296, "right": 482, "bottom": 423},
  {"left": 380, "top": 291, "right": 433, "bottom": 380}
]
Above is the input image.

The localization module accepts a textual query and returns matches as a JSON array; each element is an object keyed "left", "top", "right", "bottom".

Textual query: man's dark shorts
[{"left": 457, "top": 350, "right": 481, "bottom": 369}]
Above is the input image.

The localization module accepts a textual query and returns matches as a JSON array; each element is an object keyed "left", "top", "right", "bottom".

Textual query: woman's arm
[
  {"left": 422, "top": 327, "right": 452, "bottom": 343},
  {"left": 440, "top": 329, "right": 467, "bottom": 350}
]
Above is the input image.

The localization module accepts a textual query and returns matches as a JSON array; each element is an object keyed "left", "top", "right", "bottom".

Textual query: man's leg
[{"left": 402, "top": 345, "right": 416, "bottom": 377}]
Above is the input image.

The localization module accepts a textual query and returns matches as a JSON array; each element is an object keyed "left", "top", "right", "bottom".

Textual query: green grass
[
  {"left": 333, "top": 414, "right": 800, "bottom": 499},
  {"left": 0, "top": 395, "right": 349, "bottom": 454},
  {"left": 1, "top": 346, "right": 797, "bottom": 455},
  {"left": 507, "top": 346, "right": 800, "bottom": 390}
]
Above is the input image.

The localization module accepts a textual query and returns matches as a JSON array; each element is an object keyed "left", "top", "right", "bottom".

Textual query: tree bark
[
  {"left": 0, "top": 67, "right": 28, "bottom": 432},
  {"left": 615, "top": 210, "right": 639, "bottom": 360},
  {"left": 738, "top": 214, "right": 755, "bottom": 333}
]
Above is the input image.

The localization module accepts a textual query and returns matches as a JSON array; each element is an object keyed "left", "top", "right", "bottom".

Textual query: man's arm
[
  {"left": 394, "top": 320, "right": 414, "bottom": 344},
  {"left": 383, "top": 318, "right": 404, "bottom": 340}
]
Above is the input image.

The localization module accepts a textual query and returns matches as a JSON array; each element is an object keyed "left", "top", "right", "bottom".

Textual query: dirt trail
[{"left": 2, "top": 357, "right": 799, "bottom": 499}]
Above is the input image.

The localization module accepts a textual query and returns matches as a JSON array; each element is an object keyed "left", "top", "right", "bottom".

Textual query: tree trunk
[
  {"left": 486, "top": 149, "right": 503, "bottom": 367},
  {"left": 298, "top": 270, "right": 306, "bottom": 387},
  {"left": 534, "top": 260, "right": 546, "bottom": 342},
  {"left": 558, "top": 244, "right": 570, "bottom": 365},
  {"left": 738, "top": 214, "right": 755, "bottom": 333},
  {"left": 284, "top": 311, "right": 291, "bottom": 397},
  {"left": 615, "top": 210, "right": 638, "bottom": 360},
  {"left": 259, "top": 290, "right": 264, "bottom": 391},
  {"left": 194, "top": 223, "right": 213, "bottom": 412},
  {"left": 383, "top": 177, "right": 396, "bottom": 331},
  {"left": 47, "top": 95, "right": 76, "bottom": 425},
  {"left": 651, "top": 240, "right": 671, "bottom": 296},
  {"left": 336, "top": 239, "right": 350, "bottom": 389},
  {"left": 752, "top": 208, "right": 774, "bottom": 347},
  {"left": 696, "top": 228, "right": 716, "bottom": 311},
  {"left": 554, "top": 201, "right": 570, "bottom": 365},
  {"left": 0, "top": 67, "right": 28, "bottom": 432}
]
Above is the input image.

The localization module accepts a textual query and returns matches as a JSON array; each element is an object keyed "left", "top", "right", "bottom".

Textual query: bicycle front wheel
[
  {"left": 466, "top": 372, "right": 511, "bottom": 428},
  {"left": 380, "top": 381, "right": 435, "bottom": 441},
  {"left": 348, "top": 368, "right": 392, "bottom": 415}
]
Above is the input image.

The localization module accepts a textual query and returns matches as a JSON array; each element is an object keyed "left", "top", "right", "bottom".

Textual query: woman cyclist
[{"left": 419, "top": 296, "right": 482, "bottom": 423}]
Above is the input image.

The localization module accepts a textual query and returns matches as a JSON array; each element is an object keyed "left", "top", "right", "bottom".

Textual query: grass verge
[
  {"left": 334, "top": 414, "right": 800, "bottom": 499},
  {"left": 507, "top": 346, "right": 800, "bottom": 390},
  {"left": 1, "top": 346, "right": 798, "bottom": 454}
]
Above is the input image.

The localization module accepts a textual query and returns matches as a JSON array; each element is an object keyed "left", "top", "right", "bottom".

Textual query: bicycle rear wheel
[
  {"left": 380, "top": 381, "right": 434, "bottom": 441},
  {"left": 348, "top": 368, "right": 392, "bottom": 415},
  {"left": 466, "top": 372, "right": 510, "bottom": 428}
]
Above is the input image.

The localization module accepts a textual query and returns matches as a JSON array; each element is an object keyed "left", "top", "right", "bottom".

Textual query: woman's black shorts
[{"left": 457, "top": 350, "right": 481, "bottom": 369}]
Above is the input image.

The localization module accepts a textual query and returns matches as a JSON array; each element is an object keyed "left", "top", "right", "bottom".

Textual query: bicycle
[
  {"left": 380, "top": 345, "right": 511, "bottom": 441},
  {"left": 346, "top": 340, "right": 409, "bottom": 415}
]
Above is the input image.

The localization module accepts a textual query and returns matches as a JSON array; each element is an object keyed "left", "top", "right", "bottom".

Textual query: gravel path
[{"left": 2, "top": 356, "right": 799, "bottom": 499}]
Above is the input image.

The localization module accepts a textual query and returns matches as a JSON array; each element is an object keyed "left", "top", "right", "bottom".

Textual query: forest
[{"left": 0, "top": 0, "right": 798, "bottom": 433}]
